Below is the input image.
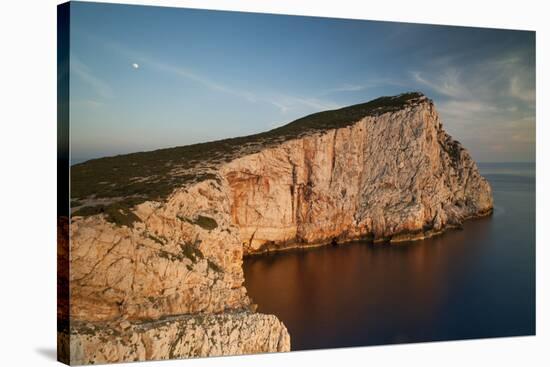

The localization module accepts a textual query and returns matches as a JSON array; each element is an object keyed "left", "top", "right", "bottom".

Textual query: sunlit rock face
[
  {"left": 64, "top": 93, "right": 492, "bottom": 364},
  {"left": 222, "top": 95, "right": 493, "bottom": 254},
  {"left": 70, "top": 180, "right": 251, "bottom": 323},
  {"left": 65, "top": 312, "right": 290, "bottom": 365},
  {"left": 67, "top": 161, "right": 292, "bottom": 364}
]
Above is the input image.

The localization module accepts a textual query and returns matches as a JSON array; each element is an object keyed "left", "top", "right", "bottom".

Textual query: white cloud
[
  {"left": 412, "top": 69, "right": 470, "bottom": 99},
  {"left": 410, "top": 53, "right": 535, "bottom": 162}
]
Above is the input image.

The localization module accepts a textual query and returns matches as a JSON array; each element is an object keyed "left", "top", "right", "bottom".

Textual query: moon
[{"left": 132, "top": 63, "right": 139, "bottom": 69}]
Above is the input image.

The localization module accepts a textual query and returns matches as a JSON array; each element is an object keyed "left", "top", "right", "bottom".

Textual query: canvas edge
[{"left": 57, "top": 1, "right": 71, "bottom": 365}]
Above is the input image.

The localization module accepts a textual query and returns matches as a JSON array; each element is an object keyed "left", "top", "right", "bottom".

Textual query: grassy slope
[{"left": 71, "top": 92, "right": 427, "bottom": 220}]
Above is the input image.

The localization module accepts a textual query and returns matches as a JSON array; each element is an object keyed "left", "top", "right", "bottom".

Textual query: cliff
[
  {"left": 62, "top": 92, "right": 492, "bottom": 364},
  {"left": 63, "top": 312, "right": 289, "bottom": 365},
  {"left": 221, "top": 93, "right": 493, "bottom": 253}
]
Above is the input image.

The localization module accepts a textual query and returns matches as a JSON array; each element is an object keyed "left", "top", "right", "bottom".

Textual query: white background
[{"left": 0, "top": 0, "right": 547, "bottom": 366}]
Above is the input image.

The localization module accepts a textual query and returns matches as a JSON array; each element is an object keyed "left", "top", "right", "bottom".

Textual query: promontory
[{"left": 59, "top": 92, "right": 493, "bottom": 364}]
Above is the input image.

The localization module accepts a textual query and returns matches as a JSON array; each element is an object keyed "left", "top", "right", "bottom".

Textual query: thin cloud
[
  {"left": 509, "top": 76, "right": 535, "bottom": 104},
  {"left": 324, "top": 84, "right": 366, "bottom": 93},
  {"left": 135, "top": 53, "right": 339, "bottom": 115},
  {"left": 413, "top": 53, "right": 535, "bottom": 108},
  {"left": 269, "top": 95, "right": 341, "bottom": 113},
  {"left": 71, "top": 99, "right": 104, "bottom": 108},
  {"left": 269, "top": 100, "right": 289, "bottom": 113},
  {"left": 144, "top": 57, "right": 258, "bottom": 102},
  {"left": 83, "top": 35, "right": 348, "bottom": 117},
  {"left": 70, "top": 55, "right": 113, "bottom": 99},
  {"left": 410, "top": 52, "right": 535, "bottom": 162},
  {"left": 320, "top": 78, "right": 408, "bottom": 97},
  {"left": 412, "top": 69, "right": 469, "bottom": 99}
]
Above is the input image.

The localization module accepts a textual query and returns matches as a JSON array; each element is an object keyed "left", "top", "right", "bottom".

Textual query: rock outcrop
[
  {"left": 222, "top": 94, "right": 493, "bottom": 253},
  {"left": 62, "top": 92, "right": 492, "bottom": 364},
  {"left": 62, "top": 179, "right": 291, "bottom": 364},
  {"left": 65, "top": 312, "right": 289, "bottom": 365}
]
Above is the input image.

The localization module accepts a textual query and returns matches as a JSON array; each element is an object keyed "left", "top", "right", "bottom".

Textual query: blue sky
[{"left": 69, "top": 2, "right": 535, "bottom": 164}]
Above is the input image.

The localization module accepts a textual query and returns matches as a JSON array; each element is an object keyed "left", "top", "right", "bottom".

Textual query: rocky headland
[{"left": 59, "top": 92, "right": 493, "bottom": 364}]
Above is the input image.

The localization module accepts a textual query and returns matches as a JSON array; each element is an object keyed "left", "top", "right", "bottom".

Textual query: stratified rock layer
[
  {"left": 64, "top": 312, "right": 289, "bottom": 365},
  {"left": 64, "top": 93, "right": 492, "bottom": 364}
]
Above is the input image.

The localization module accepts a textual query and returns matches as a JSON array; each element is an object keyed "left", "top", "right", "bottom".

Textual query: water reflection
[{"left": 243, "top": 163, "right": 535, "bottom": 350}]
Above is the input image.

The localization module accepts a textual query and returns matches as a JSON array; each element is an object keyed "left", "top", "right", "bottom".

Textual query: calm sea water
[{"left": 243, "top": 162, "right": 535, "bottom": 350}]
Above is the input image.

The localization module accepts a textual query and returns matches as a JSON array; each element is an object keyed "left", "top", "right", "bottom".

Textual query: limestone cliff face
[
  {"left": 222, "top": 95, "right": 492, "bottom": 253},
  {"left": 71, "top": 180, "right": 249, "bottom": 322},
  {"left": 67, "top": 175, "right": 291, "bottom": 364},
  {"left": 65, "top": 92, "right": 492, "bottom": 364},
  {"left": 66, "top": 312, "right": 289, "bottom": 365}
]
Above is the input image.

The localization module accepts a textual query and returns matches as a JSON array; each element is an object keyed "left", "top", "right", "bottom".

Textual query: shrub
[
  {"left": 72, "top": 199, "right": 142, "bottom": 227},
  {"left": 179, "top": 215, "right": 218, "bottom": 231}
]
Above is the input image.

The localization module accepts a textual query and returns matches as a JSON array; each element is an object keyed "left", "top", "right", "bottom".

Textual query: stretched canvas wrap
[{"left": 57, "top": 1, "right": 536, "bottom": 365}]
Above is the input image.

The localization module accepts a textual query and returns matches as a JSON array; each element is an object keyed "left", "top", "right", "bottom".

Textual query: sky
[{"left": 68, "top": 2, "right": 536, "bottom": 164}]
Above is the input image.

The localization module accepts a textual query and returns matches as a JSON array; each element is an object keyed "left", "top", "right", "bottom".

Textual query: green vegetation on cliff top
[{"left": 71, "top": 92, "right": 427, "bottom": 219}]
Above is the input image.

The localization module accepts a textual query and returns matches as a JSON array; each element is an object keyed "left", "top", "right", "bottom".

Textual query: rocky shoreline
[{"left": 244, "top": 208, "right": 493, "bottom": 256}]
